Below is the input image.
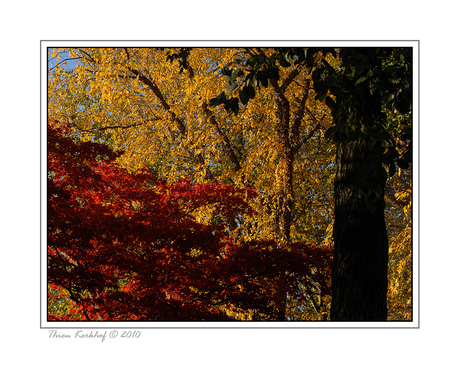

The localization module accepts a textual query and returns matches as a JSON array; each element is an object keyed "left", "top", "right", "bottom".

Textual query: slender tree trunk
[
  {"left": 330, "top": 138, "right": 388, "bottom": 321},
  {"left": 269, "top": 77, "right": 295, "bottom": 321}
]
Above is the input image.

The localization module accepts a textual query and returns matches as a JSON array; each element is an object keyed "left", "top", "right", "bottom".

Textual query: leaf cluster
[
  {"left": 312, "top": 48, "right": 413, "bottom": 211},
  {"left": 207, "top": 47, "right": 336, "bottom": 114},
  {"left": 164, "top": 48, "right": 193, "bottom": 74},
  {"left": 313, "top": 47, "right": 412, "bottom": 153},
  {"left": 48, "top": 120, "right": 333, "bottom": 321}
]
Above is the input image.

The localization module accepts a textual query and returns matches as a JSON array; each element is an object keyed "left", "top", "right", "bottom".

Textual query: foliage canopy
[
  {"left": 47, "top": 46, "right": 412, "bottom": 321},
  {"left": 48, "top": 121, "right": 333, "bottom": 320}
]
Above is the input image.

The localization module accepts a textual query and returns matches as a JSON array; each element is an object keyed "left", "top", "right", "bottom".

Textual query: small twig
[{"left": 78, "top": 122, "right": 144, "bottom": 133}]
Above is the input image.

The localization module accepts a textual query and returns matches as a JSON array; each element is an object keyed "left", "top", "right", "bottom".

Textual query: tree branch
[
  {"left": 201, "top": 103, "right": 242, "bottom": 174},
  {"left": 78, "top": 122, "right": 145, "bottom": 133},
  {"left": 291, "top": 77, "right": 312, "bottom": 144},
  {"left": 77, "top": 48, "right": 98, "bottom": 64},
  {"left": 384, "top": 192, "right": 404, "bottom": 212},
  {"left": 293, "top": 105, "right": 326, "bottom": 154},
  {"left": 126, "top": 66, "right": 188, "bottom": 136},
  {"left": 126, "top": 65, "right": 215, "bottom": 181},
  {"left": 280, "top": 68, "right": 300, "bottom": 93},
  {"left": 48, "top": 57, "right": 81, "bottom": 72}
]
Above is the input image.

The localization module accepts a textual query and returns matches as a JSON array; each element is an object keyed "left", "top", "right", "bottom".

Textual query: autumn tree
[
  {"left": 47, "top": 47, "right": 335, "bottom": 246},
  {"left": 313, "top": 47, "right": 412, "bottom": 320},
  {"left": 385, "top": 152, "right": 412, "bottom": 320},
  {"left": 193, "top": 46, "right": 413, "bottom": 321},
  {"left": 47, "top": 120, "right": 333, "bottom": 321},
  {"left": 48, "top": 47, "right": 336, "bottom": 320},
  {"left": 47, "top": 46, "right": 413, "bottom": 321}
]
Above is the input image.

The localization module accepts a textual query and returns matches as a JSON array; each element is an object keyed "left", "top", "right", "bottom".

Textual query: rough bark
[{"left": 331, "top": 138, "right": 389, "bottom": 321}]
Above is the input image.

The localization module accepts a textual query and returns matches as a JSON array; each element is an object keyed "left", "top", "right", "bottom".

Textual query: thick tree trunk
[{"left": 330, "top": 138, "right": 388, "bottom": 321}]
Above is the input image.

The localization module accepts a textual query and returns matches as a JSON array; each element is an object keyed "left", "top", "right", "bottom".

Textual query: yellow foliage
[
  {"left": 48, "top": 47, "right": 335, "bottom": 245},
  {"left": 47, "top": 47, "right": 413, "bottom": 321},
  {"left": 386, "top": 169, "right": 412, "bottom": 321}
]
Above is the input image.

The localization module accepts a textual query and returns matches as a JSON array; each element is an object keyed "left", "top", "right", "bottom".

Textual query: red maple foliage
[{"left": 47, "top": 120, "right": 332, "bottom": 321}]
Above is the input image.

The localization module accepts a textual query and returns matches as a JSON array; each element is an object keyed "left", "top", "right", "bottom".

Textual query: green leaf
[
  {"left": 325, "top": 125, "right": 337, "bottom": 140},
  {"left": 355, "top": 75, "right": 368, "bottom": 85},
  {"left": 322, "top": 59, "right": 334, "bottom": 73},
  {"left": 386, "top": 93, "right": 395, "bottom": 102},
  {"left": 279, "top": 57, "right": 291, "bottom": 68},
  {"left": 225, "top": 81, "right": 238, "bottom": 94},
  {"left": 239, "top": 88, "right": 248, "bottom": 105},
  {"left": 397, "top": 158, "right": 409, "bottom": 169},
  {"left": 401, "top": 78, "right": 410, "bottom": 89},
  {"left": 209, "top": 92, "right": 227, "bottom": 107},
  {"left": 312, "top": 69, "right": 322, "bottom": 83},
  {"left": 231, "top": 68, "right": 242, "bottom": 80},
  {"left": 247, "top": 55, "right": 264, "bottom": 68},
  {"left": 367, "top": 136, "right": 377, "bottom": 150},
  {"left": 221, "top": 66, "right": 232, "bottom": 76},
  {"left": 247, "top": 85, "right": 255, "bottom": 98},
  {"left": 403, "top": 151, "right": 412, "bottom": 163},
  {"left": 325, "top": 75, "right": 338, "bottom": 87},
  {"left": 317, "top": 93, "right": 327, "bottom": 102},
  {"left": 239, "top": 85, "right": 255, "bottom": 105},
  {"left": 325, "top": 96, "right": 335, "bottom": 109},
  {"left": 388, "top": 162, "right": 396, "bottom": 177},
  {"left": 224, "top": 98, "right": 239, "bottom": 114},
  {"left": 257, "top": 72, "right": 268, "bottom": 88},
  {"left": 265, "top": 66, "right": 280, "bottom": 81}
]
